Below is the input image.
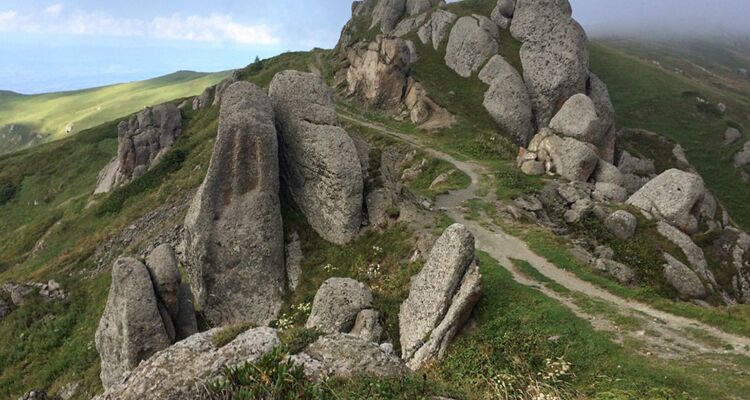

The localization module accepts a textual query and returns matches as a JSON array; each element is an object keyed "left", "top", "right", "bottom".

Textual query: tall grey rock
[
  {"left": 345, "top": 37, "right": 414, "bottom": 108},
  {"left": 445, "top": 15, "right": 499, "bottom": 78},
  {"left": 183, "top": 81, "right": 285, "bottom": 327},
  {"left": 95, "top": 258, "right": 172, "bottom": 389},
  {"left": 627, "top": 169, "right": 705, "bottom": 233},
  {"left": 480, "top": 55, "right": 534, "bottom": 145},
  {"left": 399, "top": 223, "right": 482, "bottom": 370},
  {"left": 269, "top": 70, "right": 364, "bottom": 245},
  {"left": 211, "top": 70, "right": 241, "bottom": 107},
  {"left": 371, "top": 0, "right": 407, "bottom": 32},
  {"left": 417, "top": 10, "right": 457, "bottom": 50},
  {"left": 95, "top": 104, "right": 182, "bottom": 194},
  {"left": 510, "top": 0, "right": 572, "bottom": 43}
]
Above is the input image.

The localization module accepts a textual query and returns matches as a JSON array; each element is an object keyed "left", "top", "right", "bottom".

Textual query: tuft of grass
[{"left": 212, "top": 323, "right": 255, "bottom": 348}]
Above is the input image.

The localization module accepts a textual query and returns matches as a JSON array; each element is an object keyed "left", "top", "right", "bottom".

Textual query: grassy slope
[{"left": 0, "top": 71, "right": 228, "bottom": 155}]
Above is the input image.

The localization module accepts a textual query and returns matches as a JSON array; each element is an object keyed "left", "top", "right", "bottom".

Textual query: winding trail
[{"left": 341, "top": 113, "right": 750, "bottom": 358}]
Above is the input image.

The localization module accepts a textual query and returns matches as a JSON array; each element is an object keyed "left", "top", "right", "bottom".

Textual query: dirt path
[{"left": 341, "top": 113, "right": 750, "bottom": 358}]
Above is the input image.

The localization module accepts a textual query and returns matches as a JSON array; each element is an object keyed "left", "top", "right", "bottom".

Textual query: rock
[
  {"left": 672, "top": 144, "right": 690, "bottom": 167},
  {"left": 445, "top": 15, "right": 499, "bottom": 78},
  {"left": 192, "top": 86, "right": 215, "bottom": 111},
  {"left": 627, "top": 169, "right": 705, "bottom": 232},
  {"left": 656, "top": 221, "right": 717, "bottom": 289},
  {"left": 95, "top": 104, "right": 182, "bottom": 193},
  {"left": 297, "top": 334, "right": 408, "bottom": 379},
  {"left": 306, "top": 278, "right": 374, "bottom": 334},
  {"left": 350, "top": 309, "right": 383, "bottom": 342},
  {"left": 399, "top": 224, "right": 482, "bottom": 370},
  {"left": 18, "top": 390, "right": 49, "bottom": 400},
  {"left": 367, "top": 188, "right": 397, "bottom": 228},
  {"left": 510, "top": 0, "right": 572, "bottom": 43},
  {"left": 588, "top": 73, "right": 616, "bottom": 162},
  {"left": 429, "top": 169, "right": 456, "bottom": 189},
  {"left": 392, "top": 14, "right": 429, "bottom": 37},
  {"left": 549, "top": 94, "right": 602, "bottom": 144},
  {"left": 346, "top": 36, "right": 413, "bottom": 108},
  {"left": 519, "top": 19, "right": 589, "bottom": 127},
  {"left": 514, "top": 194, "right": 543, "bottom": 212},
  {"left": 173, "top": 283, "right": 198, "bottom": 340},
  {"left": 403, "top": 158, "right": 427, "bottom": 181},
  {"left": 417, "top": 10, "right": 457, "bottom": 50},
  {"left": 480, "top": 55, "right": 534, "bottom": 145},
  {"left": 286, "top": 232, "right": 303, "bottom": 292},
  {"left": 592, "top": 182, "right": 627, "bottom": 203},
  {"left": 406, "top": 0, "right": 438, "bottom": 15},
  {"left": 0, "top": 296, "right": 11, "bottom": 319},
  {"left": 491, "top": 0, "right": 515, "bottom": 29},
  {"left": 403, "top": 78, "right": 454, "bottom": 128},
  {"left": 734, "top": 141, "right": 750, "bottom": 168},
  {"left": 94, "top": 327, "right": 279, "bottom": 400},
  {"left": 211, "top": 71, "right": 240, "bottom": 107},
  {"left": 621, "top": 173, "right": 650, "bottom": 195},
  {"left": 564, "top": 198, "right": 593, "bottom": 224},
  {"left": 270, "top": 70, "right": 364, "bottom": 245},
  {"left": 145, "top": 244, "right": 180, "bottom": 319},
  {"left": 663, "top": 253, "right": 707, "bottom": 300},
  {"left": 595, "top": 245, "right": 615, "bottom": 260},
  {"left": 724, "top": 127, "right": 742, "bottom": 146},
  {"left": 540, "top": 135, "right": 599, "bottom": 182},
  {"left": 593, "top": 160, "right": 624, "bottom": 186},
  {"left": 617, "top": 151, "right": 655, "bottom": 176},
  {"left": 521, "top": 160, "right": 545, "bottom": 176},
  {"left": 605, "top": 210, "right": 637, "bottom": 240},
  {"left": 183, "top": 81, "right": 285, "bottom": 326},
  {"left": 595, "top": 258, "right": 635, "bottom": 284},
  {"left": 556, "top": 182, "right": 589, "bottom": 205},
  {"left": 371, "top": 0, "right": 407, "bottom": 32},
  {"left": 95, "top": 257, "right": 172, "bottom": 389}
]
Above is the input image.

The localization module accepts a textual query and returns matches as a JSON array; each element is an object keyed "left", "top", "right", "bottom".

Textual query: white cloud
[{"left": 0, "top": 8, "right": 280, "bottom": 45}]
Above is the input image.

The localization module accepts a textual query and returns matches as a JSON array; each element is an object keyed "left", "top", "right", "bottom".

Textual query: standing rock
[
  {"left": 306, "top": 278, "right": 374, "bottom": 334},
  {"left": 192, "top": 86, "right": 215, "bottom": 111},
  {"left": 270, "top": 70, "right": 364, "bottom": 245},
  {"left": 95, "top": 258, "right": 172, "bottom": 389},
  {"left": 480, "top": 55, "right": 534, "bottom": 145},
  {"left": 445, "top": 15, "right": 499, "bottom": 78},
  {"left": 510, "top": 0, "right": 572, "bottom": 43},
  {"left": 605, "top": 210, "right": 637, "bottom": 240},
  {"left": 211, "top": 71, "right": 240, "bottom": 107},
  {"left": 417, "top": 10, "right": 457, "bottom": 50},
  {"left": 663, "top": 253, "right": 707, "bottom": 300},
  {"left": 145, "top": 244, "right": 181, "bottom": 318},
  {"left": 491, "top": 0, "right": 515, "bottom": 29},
  {"left": 399, "top": 224, "right": 482, "bottom": 370},
  {"left": 406, "top": 0, "right": 438, "bottom": 15},
  {"left": 588, "top": 73, "right": 616, "bottom": 162},
  {"left": 656, "top": 221, "right": 717, "bottom": 289},
  {"left": 549, "top": 94, "right": 602, "bottom": 144},
  {"left": 183, "top": 81, "right": 285, "bottom": 327},
  {"left": 626, "top": 169, "right": 705, "bottom": 232}
]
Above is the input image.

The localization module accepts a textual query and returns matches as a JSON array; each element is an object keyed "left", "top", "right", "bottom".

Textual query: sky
[{"left": 0, "top": 0, "right": 748, "bottom": 94}]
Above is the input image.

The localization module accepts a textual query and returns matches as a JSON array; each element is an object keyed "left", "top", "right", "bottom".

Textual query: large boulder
[
  {"left": 95, "top": 258, "right": 172, "bottom": 389},
  {"left": 94, "top": 327, "right": 279, "bottom": 400},
  {"left": 656, "top": 221, "right": 718, "bottom": 290},
  {"left": 183, "top": 81, "right": 285, "bottom": 326},
  {"left": 399, "top": 223, "right": 482, "bottom": 370},
  {"left": 588, "top": 73, "right": 616, "bottom": 162},
  {"left": 519, "top": 19, "right": 589, "bottom": 127},
  {"left": 306, "top": 278, "right": 374, "bottom": 334},
  {"left": 346, "top": 36, "right": 413, "bottom": 108},
  {"left": 734, "top": 141, "right": 750, "bottom": 168},
  {"left": 595, "top": 258, "right": 636, "bottom": 284},
  {"left": 491, "top": 0, "right": 516, "bottom": 29},
  {"left": 444, "top": 15, "right": 499, "bottom": 78},
  {"left": 417, "top": 10, "right": 457, "bottom": 50},
  {"left": 480, "top": 55, "right": 534, "bottom": 145},
  {"left": 94, "top": 104, "right": 182, "bottom": 194},
  {"left": 371, "top": 0, "right": 407, "bottom": 32},
  {"left": 538, "top": 135, "right": 599, "bottom": 182},
  {"left": 605, "top": 210, "right": 637, "bottom": 240},
  {"left": 211, "top": 71, "right": 241, "bottom": 107},
  {"left": 270, "top": 70, "right": 364, "bottom": 245},
  {"left": 626, "top": 169, "right": 705, "bottom": 232},
  {"left": 724, "top": 127, "right": 742, "bottom": 146},
  {"left": 192, "top": 86, "right": 215, "bottom": 111},
  {"left": 549, "top": 94, "right": 602, "bottom": 144},
  {"left": 510, "top": 0, "right": 572, "bottom": 42},
  {"left": 662, "top": 253, "right": 707, "bottom": 300}
]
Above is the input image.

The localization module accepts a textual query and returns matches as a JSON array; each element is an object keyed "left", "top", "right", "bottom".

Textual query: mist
[{"left": 570, "top": 0, "right": 750, "bottom": 40}]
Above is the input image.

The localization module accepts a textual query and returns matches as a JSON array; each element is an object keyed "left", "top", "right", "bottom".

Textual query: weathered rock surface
[
  {"left": 145, "top": 244, "right": 181, "bottom": 319},
  {"left": 94, "top": 327, "right": 279, "bottom": 400},
  {"left": 724, "top": 127, "right": 742, "bottom": 146},
  {"left": 593, "top": 160, "right": 624, "bottom": 186},
  {"left": 605, "top": 210, "right": 637, "bottom": 240},
  {"left": 406, "top": 0, "right": 438, "bottom": 15},
  {"left": 734, "top": 141, "right": 750, "bottom": 168},
  {"left": 510, "top": 0, "right": 572, "bottom": 43},
  {"left": 346, "top": 37, "right": 413, "bottom": 108},
  {"left": 627, "top": 169, "right": 705, "bottom": 232},
  {"left": 95, "top": 104, "right": 182, "bottom": 194},
  {"left": 95, "top": 257, "right": 171, "bottom": 389},
  {"left": 656, "top": 221, "right": 717, "bottom": 290},
  {"left": 595, "top": 258, "right": 635, "bottom": 284},
  {"left": 192, "top": 86, "right": 215, "bottom": 111},
  {"left": 480, "top": 55, "right": 534, "bottom": 145},
  {"left": 211, "top": 71, "right": 241, "bottom": 107},
  {"left": 618, "top": 151, "right": 655, "bottom": 176},
  {"left": 399, "top": 223, "right": 482, "bottom": 370},
  {"left": 392, "top": 14, "right": 429, "bottom": 37},
  {"left": 549, "top": 94, "right": 602, "bottom": 144},
  {"left": 306, "top": 278, "right": 374, "bottom": 334},
  {"left": 662, "top": 253, "right": 706, "bottom": 300},
  {"left": 418, "top": 10, "right": 457, "bottom": 50},
  {"left": 286, "top": 232, "right": 303, "bottom": 292},
  {"left": 296, "top": 333, "right": 408, "bottom": 379},
  {"left": 350, "top": 309, "right": 383, "bottom": 342},
  {"left": 270, "top": 70, "right": 364, "bottom": 245},
  {"left": 592, "top": 182, "right": 627, "bottom": 203},
  {"left": 445, "top": 15, "right": 499, "bottom": 78},
  {"left": 183, "top": 81, "right": 285, "bottom": 326},
  {"left": 491, "top": 0, "right": 515, "bottom": 29},
  {"left": 588, "top": 73, "right": 616, "bottom": 162},
  {"left": 371, "top": 0, "right": 407, "bottom": 32},
  {"left": 539, "top": 135, "right": 599, "bottom": 182}
]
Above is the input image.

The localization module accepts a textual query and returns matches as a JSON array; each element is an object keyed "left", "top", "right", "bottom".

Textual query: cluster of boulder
[{"left": 0, "top": 280, "right": 66, "bottom": 320}]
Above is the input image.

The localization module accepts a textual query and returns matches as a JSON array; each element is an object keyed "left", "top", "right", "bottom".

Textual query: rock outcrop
[
  {"left": 662, "top": 253, "right": 707, "bottom": 300},
  {"left": 399, "top": 223, "right": 482, "bottom": 370},
  {"left": 95, "top": 104, "right": 182, "bottom": 194},
  {"left": 183, "top": 81, "right": 285, "bottom": 326},
  {"left": 306, "top": 278, "right": 374, "bottom": 334},
  {"left": 627, "top": 169, "right": 705, "bottom": 232},
  {"left": 444, "top": 15, "right": 499, "bottom": 78},
  {"left": 480, "top": 55, "right": 534, "bottom": 145},
  {"left": 269, "top": 70, "right": 364, "bottom": 245},
  {"left": 418, "top": 10, "right": 457, "bottom": 50}
]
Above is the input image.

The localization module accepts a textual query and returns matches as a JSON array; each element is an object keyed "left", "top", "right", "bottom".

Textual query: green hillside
[{"left": 0, "top": 71, "right": 228, "bottom": 155}]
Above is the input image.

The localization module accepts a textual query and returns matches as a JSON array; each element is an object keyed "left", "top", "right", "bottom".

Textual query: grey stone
[
  {"left": 588, "top": 73, "right": 616, "bottom": 162},
  {"left": 145, "top": 244, "right": 180, "bottom": 320},
  {"left": 392, "top": 13, "right": 429, "bottom": 37},
  {"left": 345, "top": 36, "right": 413, "bottom": 108},
  {"left": 564, "top": 198, "right": 593, "bottom": 224},
  {"left": 621, "top": 173, "right": 650, "bottom": 195},
  {"left": 549, "top": 94, "right": 602, "bottom": 144},
  {"left": 418, "top": 10, "right": 457, "bottom": 50},
  {"left": 406, "top": 0, "right": 438, "bottom": 15},
  {"left": 595, "top": 258, "right": 636, "bottom": 284},
  {"left": 445, "top": 16, "right": 499, "bottom": 78},
  {"left": 510, "top": 0, "right": 572, "bottom": 43},
  {"left": 270, "top": 70, "right": 364, "bottom": 245},
  {"left": 211, "top": 71, "right": 240, "bottom": 107},
  {"left": 286, "top": 232, "right": 303, "bottom": 292},
  {"left": 350, "top": 309, "right": 383, "bottom": 342},
  {"left": 594, "top": 160, "right": 624, "bottom": 186},
  {"left": 306, "top": 278, "right": 374, "bottom": 334},
  {"left": 192, "top": 86, "right": 215, "bottom": 111},
  {"left": 95, "top": 258, "right": 171, "bottom": 389},
  {"left": 617, "top": 150, "right": 655, "bottom": 176},
  {"left": 521, "top": 160, "right": 545, "bottom": 176},
  {"left": 724, "top": 127, "right": 742, "bottom": 146},
  {"left": 605, "top": 210, "right": 637, "bottom": 240},
  {"left": 656, "top": 221, "right": 717, "bottom": 290},
  {"left": 371, "top": 0, "right": 407, "bottom": 32},
  {"left": 173, "top": 283, "right": 198, "bottom": 340},
  {"left": 592, "top": 182, "right": 627, "bottom": 203},
  {"left": 663, "top": 253, "right": 707, "bottom": 300},
  {"left": 491, "top": 0, "right": 515, "bottom": 29},
  {"left": 514, "top": 194, "right": 543, "bottom": 212},
  {"left": 367, "top": 188, "right": 397, "bottom": 228},
  {"left": 627, "top": 169, "right": 705, "bottom": 232},
  {"left": 539, "top": 135, "right": 599, "bottom": 182},
  {"left": 297, "top": 334, "right": 408, "bottom": 379},
  {"left": 183, "top": 81, "right": 285, "bottom": 327},
  {"left": 480, "top": 55, "right": 534, "bottom": 145},
  {"left": 734, "top": 141, "right": 750, "bottom": 168}
]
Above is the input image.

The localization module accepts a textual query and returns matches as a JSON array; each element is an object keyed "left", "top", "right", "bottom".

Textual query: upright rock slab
[
  {"left": 183, "top": 81, "right": 285, "bottom": 326},
  {"left": 399, "top": 223, "right": 482, "bottom": 370},
  {"left": 95, "top": 258, "right": 172, "bottom": 389},
  {"left": 445, "top": 15, "right": 499, "bottom": 78},
  {"left": 270, "top": 70, "right": 364, "bottom": 245},
  {"left": 480, "top": 55, "right": 534, "bottom": 145}
]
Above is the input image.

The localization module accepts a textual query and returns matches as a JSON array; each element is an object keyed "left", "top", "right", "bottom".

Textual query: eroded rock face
[
  {"left": 605, "top": 210, "right": 637, "bottom": 240},
  {"left": 95, "top": 258, "right": 172, "bottom": 389},
  {"left": 418, "top": 10, "right": 457, "bottom": 50},
  {"left": 588, "top": 73, "right": 616, "bottom": 162},
  {"left": 346, "top": 36, "right": 413, "bottom": 108},
  {"left": 306, "top": 278, "right": 374, "bottom": 334},
  {"left": 94, "top": 328, "right": 280, "bottom": 400},
  {"left": 270, "top": 70, "right": 364, "bottom": 245},
  {"left": 145, "top": 245, "right": 198, "bottom": 341},
  {"left": 296, "top": 333, "right": 408, "bottom": 379},
  {"left": 539, "top": 135, "right": 599, "bottom": 182},
  {"left": 445, "top": 15, "right": 499, "bottom": 78},
  {"left": 656, "top": 221, "right": 718, "bottom": 290},
  {"left": 399, "top": 223, "right": 482, "bottom": 370},
  {"left": 183, "top": 81, "right": 285, "bottom": 326},
  {"left": 95, "top": 104, "right": 182, "bottom": 194},
  {"left": 549, "top": 94, "right": 602, "bottom": 144},
  {"left": 510, "top": 0, "right": 572, "bottom": 43},
  {"left": 192, "top": 86, "right": 215, "bottom": 111},
  {"left": 662, "top": 253, "right": 707, "bottom": 300},
  {"left": 480, "top": 55, "right": 534, "bottom": 145},
  {"left": 627, "top": 169, "right": 705, "bottom": 232},
  {"left": 371, "top": 0, "right": 407, "bottom": 32}
]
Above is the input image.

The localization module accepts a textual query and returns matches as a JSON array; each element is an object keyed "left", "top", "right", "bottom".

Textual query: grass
[{"left": 0, "top": 70, "right": 228, "bottom": 155}]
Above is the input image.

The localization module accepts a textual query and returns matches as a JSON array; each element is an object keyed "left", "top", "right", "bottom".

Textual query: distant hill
[{"left": 0, "top": 71, "right": 228, "bottom": 155}]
